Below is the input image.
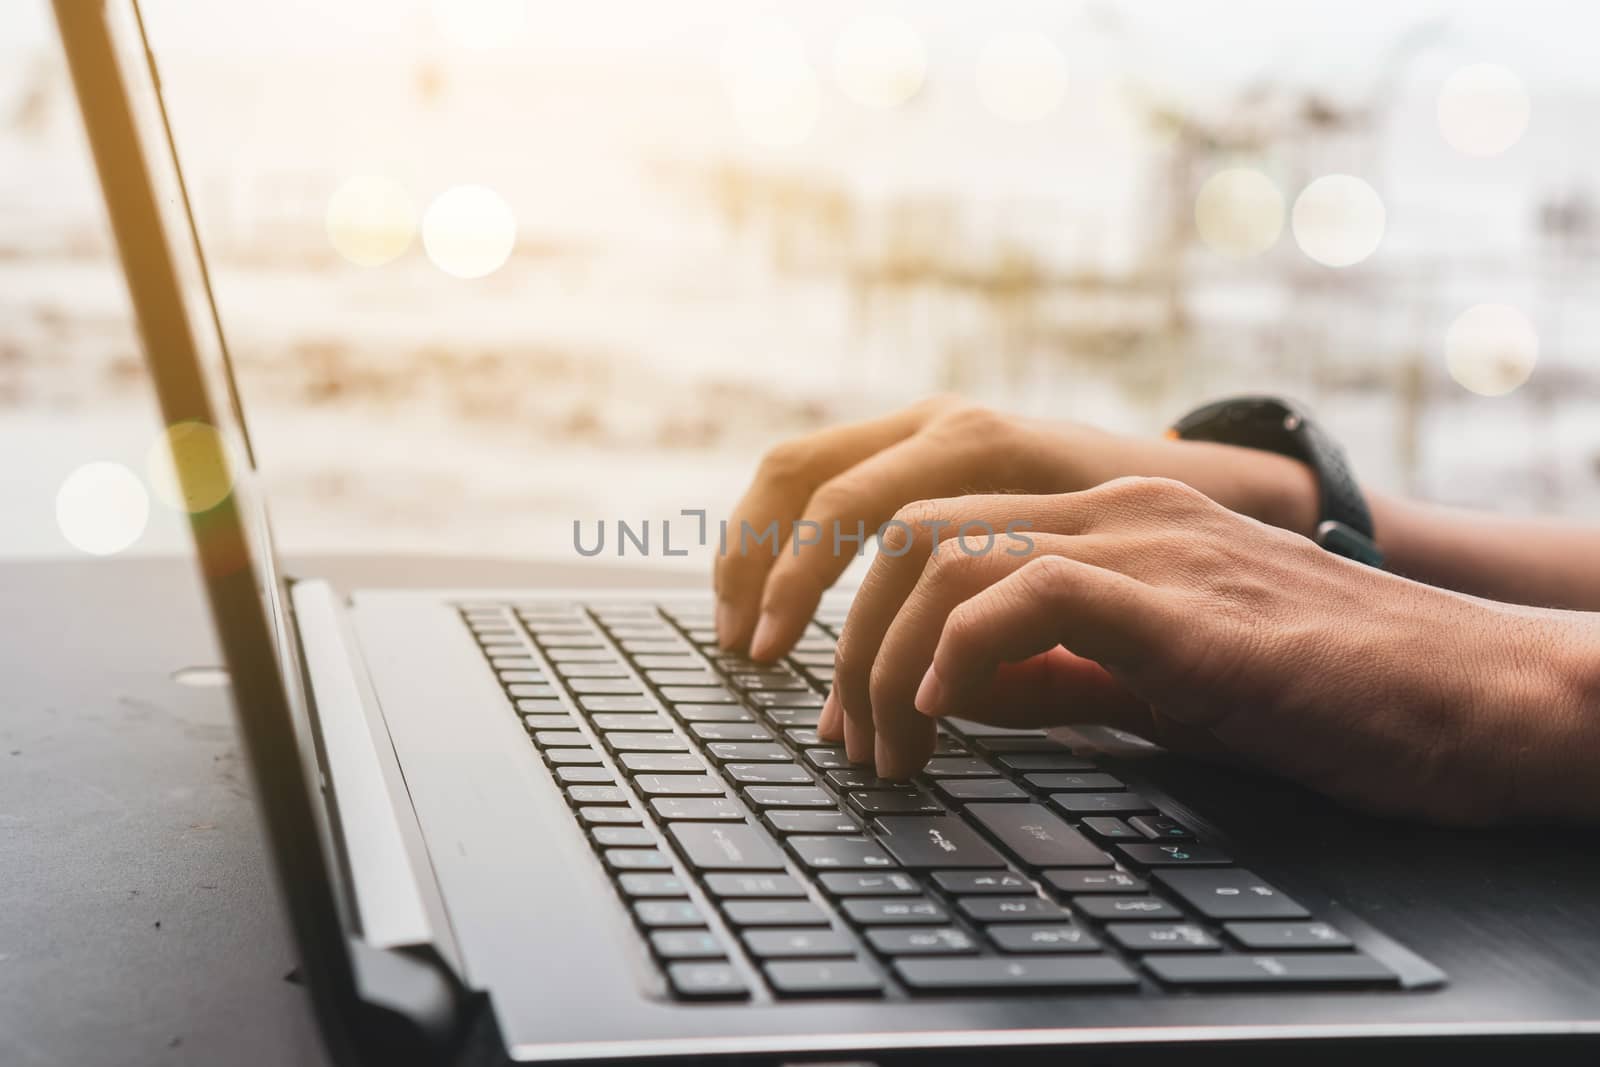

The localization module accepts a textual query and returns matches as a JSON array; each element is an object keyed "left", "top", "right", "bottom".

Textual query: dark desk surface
[{"left": 0, "top": 554, "right": 695, "bottom": 1067}]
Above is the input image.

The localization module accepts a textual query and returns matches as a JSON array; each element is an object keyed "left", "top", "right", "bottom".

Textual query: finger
[
  {"left": 749, "top": 432, "right": 994, "bottom": 661},
  {"left": 715, "top": 399, "right": 950, "bottom": 651},
  {"left": 930, "top": 648, "right": 1153, "bottom": 733},
  {"left": 817, "top": 687, "right": 843, "bottom": 741},
  {"left": 919, "top": 553, "right": 1174, "bottom": 722}
]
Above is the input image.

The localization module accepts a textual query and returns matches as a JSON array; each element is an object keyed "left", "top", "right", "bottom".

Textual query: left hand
[{"left": 816, "top": 476, "right": 1599, "bottom": 824}]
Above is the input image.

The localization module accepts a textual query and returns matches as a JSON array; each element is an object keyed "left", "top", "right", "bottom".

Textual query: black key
[
  {"left": 1071, "top": 896, "right": 1183, "bottom": 921},
  {"left": 579, "top": 806, "right": 642, "bottom": 825},
  {"left": 608, "top": 732, "right": 690, "bottom": 753},
  {"left": 765, "top": 707, "right": 822, "bottom": 728},
  {"left": 732, "top": 674, "right": 808, "bottom": 692},
  {"left": 521, "top": 714, "right": 574, "bottom": 731},
  {"left": 804, "top": 665, "right": 836, "bottom": 684},
  {"left": 935, "top": 778, "right": 1028, "bottom": 803},
  {"left": 651, "top": 797, "right": 744, "bottom": 821},
  {"left": 866, "top": 927, "right": 978, "bottom": 955},
  {"left": 620, "top": 753, "right": 705, "bottom": 774},
  {"left": 841, "top": 897, "right": 948, "bottom": 925},
  {"left": 933, "top": 870, "right": 1030, "bottom": 895},
  {"left": 591, "top": 713, "right": 672, "bottom": 731},
  {"left": 516, "top": 699, "right": 566, "bottom": 715},
  {"left": 546, "top": 749, "right": 603, "bottom": 765},
  {"left": 922, "top": 758, "right": 997, "bottom": 778},
  {"left": 784, "top": 728, "right": 824, "bottom": 746},
  {"left": 789, "top": 835, "right": 896, "bottom": 870},
  {"left": 1116, "top": 843, "right": 1232, "bottom": 868},
  {"left": 1024, "top": 772, "right": 1124, "bottom": 791},
  {"left": 999, "top": 753, "right": 1097, "bottom": 772},
  {"left": 803, "top": 748, "right": 852, "bottom": 771},
  {"left": 966, "top": 803, "right": 1112, "bottom": 869},
  {"left": 989, "top": 923, "right": 1099, "bottom": 953},
  {"left": 1043, "top": 869, "right": 1147, "bottom": 894},
  {"left": 634, "top": 774, "right": 726, "bottom": 796},
  {"left": 1080, "top": 816, "right": 1141, "bottom": 841},
  {"left": 942, "top": 719, "right": 1044, "bottom": 739},
  {"left": 894, "top": 956, "right": 1137, "bottom": 991},
  {"left": 552, "top": 662, "right": 628, "bottom": 678},
  {"left": 507, "top": 683, "right": 558, "bottom": 699},
  {"left": 568, "top": 678, "right": 646, "bottom": 695},
  {"left": 722, "top": 900, "right": 829, "bottom": 926},
  {"left": 650, "top": 929, "right": 725, "bottom": 960},
  {"left": 764, "top": 960, "right": 882, "bottom": 997},
  {"left": 555, "top": 766, "right": 614, "bottom": 785},
  {"left": 667, "top": 961, "right": 747, "bottom": 999},
  {"left": 744, "top": 785, "right": 833, "bottom": 808},
  {"left": 768, "top": 811, "right": 858, "bottom": 835},
  {"left": 534, "top": 730, "right": 588, "bottom": 748},
  {"left": 567, "top": 785, "right": 627, "bottom": 805},
  {"left": 1106, "top": 923, "right": 1219, "bottom": 952},
  {"left": 726, "top": 763, "right": 813, "bottom": 785},
  {"left": 742, "top": 929, "right": 854, "bottom": 959},
  {"left": 1049, "top": 793, "right": 1155, "bottom": 815},
  {"left": 668, "top": 823, "right": 786, "bottom": 871},
  {"left": 593, "top": 826, "right": 656, "bottom": 847},
  {"left": 818, "top": 871, "right": 920, "bottom": 896},
  {"left": 661, "top": 686, "right": 736, "bottom": 703},
  {"left": 577, "top": 695, "right": 655, "bottom": 713},
  {"left": 704, "top": 873, "right": 805, "bottom": 898},
  {"left": 1154, "top": 868, "right": 1308, "bottom": 920},
  {"left": 1225, "top": 921, "right": 1353, "bottom": 950},
  {"left": 645, "top": 671, "right": 722, "bottom": 687},
  {"left": 957, "top": 896, "right": 1070, "bottom": 923},
  {"left": 690, "top": 722, "right": 772, "bottom": 742},
  {"left": 1129, "top": 815, "right": 1194, "bottom": 841},
  {"left": 826, "top": 768, "right": 890, "bottom": 790},
  {"left": 848, "top": 790, "right": 941, "bottom": 816},
  {"left": 872, "top": 816, "right": 1007, "bottom": 869},
  {"left": 1146, "top": 953, "right": 1397, "bottom": 987},
  {"left": 708, "top": 743, "right": 792, "bottom": 763},
  {"left": 749, "top": 691, "right": 825, "bottom": 708},
  {"left": 617, "top": 872, "right": 687, "bottom": 897},
  {"left": 605, "top": 849, "right": 672, "bottom": 871},
  {"left": 674, "top": 704, "right": 755, "bottom": 722}
]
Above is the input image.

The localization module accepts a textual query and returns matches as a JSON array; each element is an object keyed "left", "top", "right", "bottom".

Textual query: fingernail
[
  {"left": 715, "top": 599, "right": 737, "bottom": 649},
  {"left": 749, "top": 611, "right": 781, "bottom": 661},
  {"left": 914, "top": 664, "right": 946, "bottom": 717}
]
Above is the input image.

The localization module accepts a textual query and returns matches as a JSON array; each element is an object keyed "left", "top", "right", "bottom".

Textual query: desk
[{"left": 0, "top": 554, "right": 694, "bottom": 1067}]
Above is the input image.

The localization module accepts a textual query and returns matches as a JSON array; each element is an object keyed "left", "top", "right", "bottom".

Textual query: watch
[{"left": 1169, "top": 395, "right": 1383, "bottom": 567}]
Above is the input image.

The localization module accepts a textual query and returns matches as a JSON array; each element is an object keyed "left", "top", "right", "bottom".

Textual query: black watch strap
[{"left": 1171, "top": 396, "right": 1383, "bottom": 567}]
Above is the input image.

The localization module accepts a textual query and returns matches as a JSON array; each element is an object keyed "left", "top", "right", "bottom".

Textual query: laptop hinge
[{"left": 291, "top": 579, "right": 466, "bottom": 978}]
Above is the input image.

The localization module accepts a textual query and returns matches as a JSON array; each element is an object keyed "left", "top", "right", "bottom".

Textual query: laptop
[{"left": 53, "top": 2, "right": 1599, "bottom": 1063}]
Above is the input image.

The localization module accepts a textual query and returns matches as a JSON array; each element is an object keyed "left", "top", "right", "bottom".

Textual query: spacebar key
[{"left": 895, "top": 956, "right": 1138, "bottom": 991}]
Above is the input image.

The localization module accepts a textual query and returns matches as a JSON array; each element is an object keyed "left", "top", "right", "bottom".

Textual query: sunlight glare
[
  {"left": 975, "top": 30, "right": 1068, "bottom": 124},
  {"left": 721, "top": 16, "right": 820, "bottom": 148},
  {"left": 325, "top": 175, "right": 416, "bottom": 267},
  {"left": 1437, "top": 63, "right": 1529, "bottom": 157},
  {"left": 56, "top": 461, "right": 150, "bottom": 556},
  {"left": 1195, "top": 168, "right": 1284, "bottom": 258},
  {"left": 1446, "top": 303, "right": 1539, "bottom": 396},
  {"left": 146, "top": 421, "right": 235, "bottom": 514},
  {"left": 833, "top": 13, "right": 928, "bottom": 110},
  {"left": 422, "top": 184, "right": 517, "bottom": 279},
  {"left": 1292, "top": 175, "right": 1385, "bottom": 267}
]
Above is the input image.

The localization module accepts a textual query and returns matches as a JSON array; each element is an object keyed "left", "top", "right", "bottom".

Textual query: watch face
[{"left": 1316, "top": 521, "right": 1385, "bottom": 568}]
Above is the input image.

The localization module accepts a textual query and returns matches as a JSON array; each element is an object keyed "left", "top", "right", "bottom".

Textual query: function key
[
  {"left": 957, "top": 896, "right": 1070, "bottom": 924},
  {"left": 1224, "top": 921, "right": 1352, "bottom": 950},
  {"left": 704, "top": 873, "right": 805, "bottom": 898},
  {"left": 865, "top": 927, "right": 977, "bottom": 956},
  {"left": 1105, "top": 923, "right": 1218, "bottom": 952},
  {"left": 818, "top": 871, "right": 920, "bottom": 896},
  {"left": 667, "top": 961, "right": 748, "bottom": 1000},
  {"left": 764, "top": 960, "right": 882, "bottom": 997},
  {"left": 1153, "top": 868, "right": 1308, "bottom": 920},
  {"left": 1043, "top": 869, "right": 1147, "bottom": 894},
  {"left": 650, "top": 929, "right": 725, "bottom": 960},
  {"left": 933, "top": 870, "right": 1030, "bottom": 895},
  {"left": 989, "top": 924, "right": 1099, "bottom": 953},
  {"left": 1070, "top": 896, "right": 1183, "bottom": 922},
  {"left": 1049, "top": 793, "right": 1155, "bottom": 816},
  {"left": 1115, "top": 843, "right": 1232, "bottom": 868}
]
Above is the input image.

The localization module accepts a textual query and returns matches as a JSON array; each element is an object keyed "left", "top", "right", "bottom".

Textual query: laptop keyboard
[{"left": 461, "top": 598, "right": 1423, "bottom": 1001}]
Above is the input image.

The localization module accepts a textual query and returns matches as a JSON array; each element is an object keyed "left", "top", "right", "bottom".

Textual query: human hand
[
  {"left": 816, "top": 476, "right": 1600, "bottom": 824},
  {"left": 714, "top": 397, "right": 1319, "bottom": 662}
]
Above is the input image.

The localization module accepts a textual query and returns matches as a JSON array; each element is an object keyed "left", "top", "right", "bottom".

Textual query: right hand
[{"left": 713, "top": 395, "right": 1319, "bottom": 661}]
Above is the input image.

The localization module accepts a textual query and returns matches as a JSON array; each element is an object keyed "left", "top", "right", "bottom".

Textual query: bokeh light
[
  {"left": 1445, "top": 303, "right": 1539, "bottom": 396},
  {"left": 325, "top": 175, "right": 416, "bottom": 267},
  {"left": 430, "top": 0, "right": 528, "bottom": 50},
  {"left": 721, "top": 16, "right": 820, "bottom": 148},
  {"left": 147, "top": 421, "right": 235, "bottom": 514},
  {"left": 1291, "top": 175, "right": 1385, "bottom": 267},
  {"left": 1437, "top": 63, "right": 1530, "bottom": 157},
  {"left": 833, "top": 13, "right": 928, "bottom": 110},
  {"left": 56, "top": 461, "right": 150, "bottom": 556},
  {"left": 1194, "top": 168, "right": 1284, "bottom": 257},
  {"left": 974, "top": 30, "right": 1068, "bottom": 124},
  {"left": 422, "top": 184, "right": 517, "bottom": 279}
]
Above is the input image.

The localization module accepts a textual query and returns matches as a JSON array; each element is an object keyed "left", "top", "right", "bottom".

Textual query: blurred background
[{"left": 3, "top": 0, "right": 1598, "bottom": 566}]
